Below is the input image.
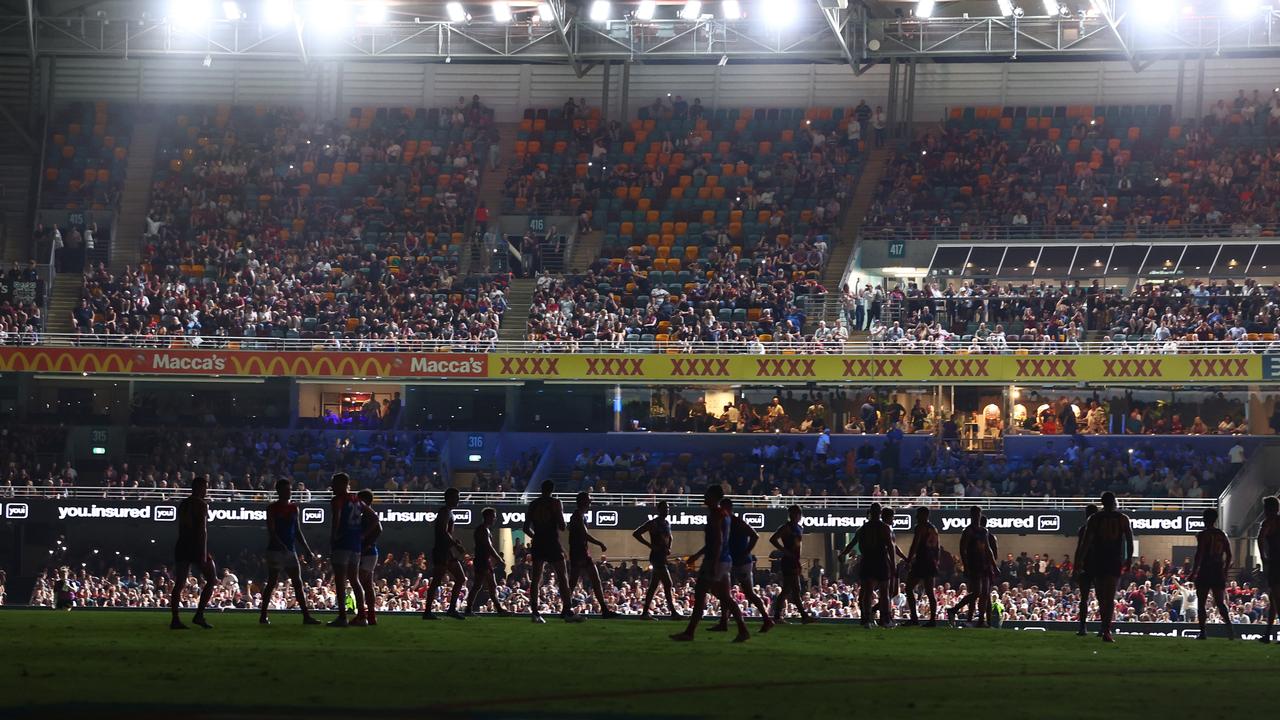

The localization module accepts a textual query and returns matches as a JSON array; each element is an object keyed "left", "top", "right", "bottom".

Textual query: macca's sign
[{"left": 407, "top": 355, "right": 486, "bottom": 376}]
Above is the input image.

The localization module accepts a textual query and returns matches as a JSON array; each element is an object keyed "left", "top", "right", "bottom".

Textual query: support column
[
  {"left": 886, "top": 57, "right": 899, "bottom": 131},
  {"left": 1194, "top": 53, "right": 1206, "bottom": 121},
  {"left": 619, "top": 61, "right": 631, "bottom": 121},
  {"left": 497, "top": 528, "right": 515, "bottom": 573},
  {"left": 503, "top": 386, "right": 520, "bottom": 432},
  {"left": 1175, "top": 55, "right": 1186, "bottom": 120},
  {"left": 287, "top": 378, "right": 300, "bottom": 430},
  {"left": 903, "top": 59, "right": 917, "bottom": 139},
  {"left": 612, "top": 384, "right": 622, "bottom": 432},
  {"left": 601, "top": 60, "right": 612, "bottom": 123}
]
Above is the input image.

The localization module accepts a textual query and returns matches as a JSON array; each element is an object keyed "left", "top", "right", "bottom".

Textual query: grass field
[{"left": 0, "top": 610, "right": 1272, "bottom": 718}]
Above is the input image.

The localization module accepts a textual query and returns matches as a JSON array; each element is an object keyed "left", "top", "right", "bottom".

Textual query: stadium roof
[{"left": 0, "top": 1, "right": 1277, "bottom": 69}]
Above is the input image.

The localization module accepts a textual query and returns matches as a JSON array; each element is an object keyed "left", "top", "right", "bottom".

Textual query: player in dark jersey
[
  {"left": 1076, "top": 491, "right": 1133, "bottom": 643},
  {"left": 671, "top": 485, "right": 749, "bottom": 643},
  {"left": 170, "top": 475, "right": 216, "bottom": 630},
  {"left": 837, "top": 506, "right": 874, "bottom": 626},
  {"left": 566, "top": 492, "right": 620, "bottom": 618},
  {"left": 1073, "top": 504, "right": 1098, "bottom": 636},
  {"left": 881, "top": 506, "right": 908, "bottom": 625},
  {"left": 259, "top": 479, "right": 320, "bottom": 626},
  {"left": 465, "top": 508, "right": 511, "bottom": 616},
  {"left": 769, "top": 505, "right": 816, "bottom": 625},
  {"left": 523, "top": 480, "right": 578, "bottom": 623},
  {"left": 356, "top": 489, "right": 383, "bottom": 626},
  {"left": 1258, "top": 496, "right": 1280, "bottom": 643},
  {"left": 904, "top": 506, "right": 940, "bottom": 626},
  {"left": 859, "top": 503, "right": 895, "bottom": 627},
  {"left": 1190, "top": 508, "right": 1234, "bottom": 640},
  {"left": 423, "top": 487, "right": 467, "bottom": 620},
  {"left": 951, "top": 507, "right": 998, "bottom": 628},
  {"left": 329, "top": 472, "right": 367, "bottom": 627},
  {"left": 633, "top": 501, "right": 679, "bottom": 620},
  {"left": 710, "top": 498, "right": 773, "bottom": 633}
]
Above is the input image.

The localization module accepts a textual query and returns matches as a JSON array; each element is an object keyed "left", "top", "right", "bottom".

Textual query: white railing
[
  {"left": 6, "top": 333, "right": 1280, "bottom": 356},
  {"left": 1, "top": 487, "right": 1217, "bottom": 512}
]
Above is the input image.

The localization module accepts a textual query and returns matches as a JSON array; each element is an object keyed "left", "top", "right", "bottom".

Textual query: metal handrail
[
  {"left": 0, "top": 487, "right": 1218, "bottom": 511},
  {"left": 8, "top": 333, "right": 1280, "bottom": 355},
  {"left": 862, "top": 223, "right": 1280, "bottom": 243}
]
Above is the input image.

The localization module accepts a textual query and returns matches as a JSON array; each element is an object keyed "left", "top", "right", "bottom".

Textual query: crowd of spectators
[
  {"left": 25, "top": 549, "right": 1271, "bottom": 628},
  {"left": 73, "top": 100, "right": 507, "bottom": 344},
  {"left": 513, "top": 101, "right": 856, "bottom": 344},
  {"left": 0, "top": 426, "right": 70, "bottom": 494},
  {"left": 870, "top": 93, "right": 1280, "bottom": 241},
  {"left": 563, "top": 429, "right": 1241, "bottom": 499},
  {"left": 830, "top": 276, "right": 1280, "bottom": 354},
  {"left": 1, "top": 261, "right": 44, "bottom": 343},
  {"left": 526, "top": 271, "right": 832, "bottom": 350}
]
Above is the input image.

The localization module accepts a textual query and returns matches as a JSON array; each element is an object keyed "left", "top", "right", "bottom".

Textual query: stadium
[{"left": 2, "top": 0, "right": 1280, "bottom": 716}]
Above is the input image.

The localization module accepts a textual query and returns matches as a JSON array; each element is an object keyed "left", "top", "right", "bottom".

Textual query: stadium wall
[{"left": 41, "top": 56, "right": 1280, "bottom": 122}]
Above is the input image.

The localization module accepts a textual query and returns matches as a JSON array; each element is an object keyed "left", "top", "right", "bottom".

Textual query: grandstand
[{"left": 4, "top": 1, "right": 1280, "bottom": 717}]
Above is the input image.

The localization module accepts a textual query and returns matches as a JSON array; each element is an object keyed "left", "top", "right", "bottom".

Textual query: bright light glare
[
  {"left": 1131, "top": 0, "right": 1171, "bottom": 23},
  {"left": 759, "top": 0, "right": 795, "bottom": 27},
  {"left": 590, "top": 0, "right": 611, "bottom": 22},
  {"left": 446, "top": 1, "right": 468, "bottom": 22},
  {"left": 169, "top": 0, "right": 212, "bottom": 26},
  {"left": 1227, "top": 0, "right": 1262, "bottom": 18},
  {"left": 722, "top": 0, "right": 741, "bottom": 19},
  {"left": 358, "top": 0, "right": 387, "bottom": 24},
  {"left": 1041, "top": 0, "right": 1057, "bottom": 16},
  {"left": 263, "top": 0, "right": 295, "bottom": 27},
  {"left": 536, "top": 2, "right": 554, "bottom": 21},
  {"left": 636, "top": 0, "right": 656, "bottom": 19},
  {"left": 493, "top": 2, "right": 513, "bottom": 22},
  {"left": 680, "top": 1, "right": 702, "bottom": 19},
  {"left": 916, "top": 0, "right": 935, "bottom": 18},
  {"left": 221, "top": 1, "right": 241, "bottom": 20},
  {"left": 308, "top": 0, "right": 353, "bottom": 31},
  {"left": 997, "top": 0, "right": 1014, "bottom": 16}
]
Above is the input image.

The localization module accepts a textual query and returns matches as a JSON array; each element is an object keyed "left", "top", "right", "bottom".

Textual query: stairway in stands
[
  {"left": 499, "top": 277, "right": 536, "bottom": 342},
  {"left": 109, "top": 122, "right": 158, "bottom": 273},
  {"left": 819, "top": 147, "right": 891, "bottom": 327},
  {"left": 564, "top": 228, "right": 602, "bottom": 273},
  {"left": 45, "top": 273, "right": 81, "bottom": 336},
  {"left": 461, "top": 123, "right": 518, "bottom": 276},
  {"left": 0, "top": 138, "right": 34, "bottom": 262}
]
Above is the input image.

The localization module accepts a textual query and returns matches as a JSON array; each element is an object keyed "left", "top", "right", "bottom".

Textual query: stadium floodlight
[
  {"left": 357, "top": 0, "right": 388, "bottom": 24},
  {"left": 493, "top": 1, "right": 512, "bottom": 22},
  {"left": 679, "top": 1, "right": 702, "bottom": 19},
  {"left": 446, "top": 1, "right": 468, "bottom": 22},
  {"left": 722, "top": 0, "right": 742, "bottom": 19},
  {"left": 1227, "top": 0, "right": 1262, "bottom": 18},
  {"left": 590, "top": 0, "right": 611, "bottom": 22},
  {"left": 1130, "top": 0, "right": 1173, "bottom": 24},
  {"left": 221, "top": 1, "right": 242, "bottom": 20},
  {"left": 636, "top": 0, "right": 656, "bottom": 19},
  {"left": 168, "top": 0, "right": 213, "bottom": 26},
  {"left": 759, "top": 0, "right": 796, "bottom": 27},
  {"left": 997, "top": 0, "right": 1014, "bottom": 16},
  {"left": 308, "top": 0, "right": 354, "bottom": 31},
  {"left": 262, "top": 0, "right": 295, "bottom": 27},
  {"left": 916, "top": 0, "right": 936, "bottom": 18}
]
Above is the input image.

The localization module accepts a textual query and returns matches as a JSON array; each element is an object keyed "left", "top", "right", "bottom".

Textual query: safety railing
[
  {"left": 863, "top": 223, "right": 1280, "bottom": 244},
  {"left": 7, "top": 333, "right": 1280, "bottom": 355},
  {"left": 0, "top": 487, "right": 1218, "bottom": 512}
]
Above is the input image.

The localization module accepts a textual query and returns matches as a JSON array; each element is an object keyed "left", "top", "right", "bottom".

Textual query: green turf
[{"left": 0, "top": 610, "right": 1272, "bottom": 718}]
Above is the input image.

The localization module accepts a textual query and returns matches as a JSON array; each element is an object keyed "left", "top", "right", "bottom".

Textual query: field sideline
[{"left": 0, "top": 610, "right": 1271, "bottom": 719}]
